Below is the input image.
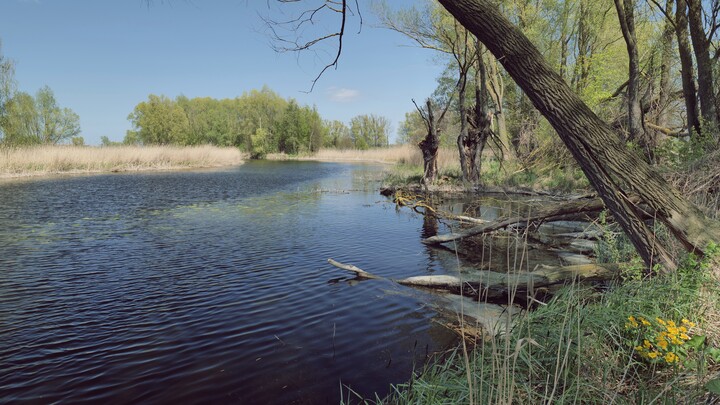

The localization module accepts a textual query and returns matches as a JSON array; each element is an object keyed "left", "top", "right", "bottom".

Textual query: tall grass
[
  {"left": 0, "top": 145, "right": 245, "bottom": 178},
  {"left": 380, "top": 240, "right": 720, "bottom": 404}
]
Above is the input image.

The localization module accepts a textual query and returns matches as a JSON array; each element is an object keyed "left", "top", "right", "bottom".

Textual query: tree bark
[
  {"left": 614, "top": 0, "right": 646, "bottom": 146},
  {"left": 675, "top": 0, "right": 702, "bottom": 136},
  {"left": 457, "top": 66, "right": 472, "bottom": 181},
  {"left": 656, "top": 0, "right": 675, "bottom": 132},
  {"left": 686, "top": 0, "right": 720, "bottom": 139},
  {"left": 486, "top": 55, "right": 515, "bottom": 161},
  {"left": 437, "top": 0, "right": 720, "bottom": 271},
  {"left": 417, "top": 99, "right": 441, "bottom": 185}
]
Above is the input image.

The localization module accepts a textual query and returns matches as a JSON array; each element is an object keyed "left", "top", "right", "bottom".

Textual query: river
[{"left": 0, "top": 161, "right": 471, "bottom": 404}]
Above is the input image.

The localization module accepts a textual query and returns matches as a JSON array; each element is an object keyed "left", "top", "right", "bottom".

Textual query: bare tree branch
[{"left": 263, "top": 0, "right": 361, "bottom": 92}]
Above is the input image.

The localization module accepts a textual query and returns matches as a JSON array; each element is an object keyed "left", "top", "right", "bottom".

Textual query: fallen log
[
  {"left": 422, "top": 196, "right": 641, "bottom": 245},
  {"left": 327, "top": 258, "right": 622, "bottom": 301}
]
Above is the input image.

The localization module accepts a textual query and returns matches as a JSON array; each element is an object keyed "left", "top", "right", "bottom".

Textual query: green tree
[
  {"left": 127, "top": 94, "right": 190, "bottom": 145},
  {"left": 71, "top": 136, "right": 84, "bottom": 146},
  {"left": 250, "top": 127, "right": 269, "bottom": 159},
  {"left": 35, "top": 86, "right": 81, "bottom": 144},
  {"left": 236, "top": 86, "right": 288, "bottom": 151},
  {"left": 0, "top": 41, "right": 16, "bottom": 141},
  {"left": 2, "top": 91, "right": 38, "bottom": 145},
  {"left": 324, "top": 119, "right": 353, "bottom": 148},
  {"left": 350, "top": 114, "right": 390, "bottom": 149},
  {"left": 397, "top": 110, "right": 427, "bottom": 145}
]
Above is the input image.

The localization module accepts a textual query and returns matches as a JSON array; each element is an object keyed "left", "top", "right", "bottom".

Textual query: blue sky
[{"left": 0, "top": 0, "right": 445, "bottom": 145}]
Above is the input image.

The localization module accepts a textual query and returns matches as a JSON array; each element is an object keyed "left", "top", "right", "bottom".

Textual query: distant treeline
[{"left": 120, "top": 86, "right": 391, "bottom": 158}]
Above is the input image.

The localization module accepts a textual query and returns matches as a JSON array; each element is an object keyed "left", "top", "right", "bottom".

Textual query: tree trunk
[
  {"left": 437, "top": 0, "right": 720, "bottom": 271},
  {"left": 675, "top": 0, "right": 702, "bottom": 137},
  {"left": 486, "top": 56, "right": 515, "bottom": 161},
  {"left": 457, "top": 67, "right": 472, "bottom": 181},
  {"left": 686, "top": 0, "right": 720, "bottom": 139},
  {"left": 418, "top": 100, "right": 441, "bottom": 185},
  {"left": 614, "top": 0, "right": 645, "bottom": 146},
  {"left": 657, "top": 0, "right": 674, "bottom": 131},
  {"left": 466, "top": 40, "right": 492, "bottom": 182}
]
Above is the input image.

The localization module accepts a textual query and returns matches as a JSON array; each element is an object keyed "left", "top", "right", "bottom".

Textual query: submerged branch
[{"left": 327, "top": 258, "right": 622, "bottom": 301}]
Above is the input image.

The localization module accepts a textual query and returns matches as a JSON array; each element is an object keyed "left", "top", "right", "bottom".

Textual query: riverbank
[
  {"left": 268, "top": 144, "right": 459, "bottom": 167},
  {"left": 381, "top": 247, "right": 720, "bottom": 403},
  {"left": 0, "top": 145, "right": 246, "bottom": 179},
  {"left": 366, "top": 158, "right": 720, "bottom": 403}
]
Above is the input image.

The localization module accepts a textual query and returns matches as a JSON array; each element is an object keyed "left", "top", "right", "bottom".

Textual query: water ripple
[{"left": 0, "top": 162, "right": 458, "bottom": 404}]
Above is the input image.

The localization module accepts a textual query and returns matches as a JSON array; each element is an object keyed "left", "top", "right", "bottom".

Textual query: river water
[{"left": 0, "top": 161, "right": 470, "bottom": 404}]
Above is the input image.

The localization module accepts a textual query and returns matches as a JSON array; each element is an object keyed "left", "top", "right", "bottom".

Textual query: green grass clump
[{"left": 381, "top": 246, "right": 720, "bottom": 404}]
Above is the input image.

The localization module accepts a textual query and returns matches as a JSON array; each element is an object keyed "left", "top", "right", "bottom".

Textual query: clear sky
[{"left": 0, "top": 0, "right": 446, "bottom": 145}]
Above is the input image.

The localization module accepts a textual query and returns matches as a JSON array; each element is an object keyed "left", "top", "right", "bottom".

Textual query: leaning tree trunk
[{"left": 437, "top": 0, "right": 720, "bottom": 271}]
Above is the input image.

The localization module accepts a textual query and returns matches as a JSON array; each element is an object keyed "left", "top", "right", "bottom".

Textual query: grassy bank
[
  {"left": 0, "top": 145, "right": 246, "bottom": 178},
  {"left": 377, "top": 247, "right": 720, "bottom": 404}
]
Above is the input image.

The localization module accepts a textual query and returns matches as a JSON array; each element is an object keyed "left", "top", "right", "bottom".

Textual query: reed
[
  {"left": 0, "top": 145, "right": 246, "bottom": 178},
  {"left": 268, "top": 145, "right": 459, "bottom": 171}
]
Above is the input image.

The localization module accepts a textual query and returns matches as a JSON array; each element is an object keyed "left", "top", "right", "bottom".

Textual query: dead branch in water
[
  {"left": 422, "top": 195, "right": 643, "bottom": 245},
  {"left": 327, "top": 258, "right": 621, "bottom": 301}
]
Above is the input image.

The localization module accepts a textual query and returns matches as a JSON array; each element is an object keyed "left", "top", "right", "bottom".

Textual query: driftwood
[
  {"left": 423, "top": 195, "right": 642, "bottom": 245},
  {"left": 328, "top": 258, "right": 621, "bottom": 301}
]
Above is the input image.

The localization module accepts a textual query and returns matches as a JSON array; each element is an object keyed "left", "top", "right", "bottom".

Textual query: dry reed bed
[
  {"left": 269, "top": 145, "right": 460, "bottom": 171},
  {"left": 0, "top": 145, "right": 246, "bottom": 178}
]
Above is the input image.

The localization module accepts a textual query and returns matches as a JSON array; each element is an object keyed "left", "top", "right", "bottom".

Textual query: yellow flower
[
  {"left": 664, "top": 352, "right": 678, "bottom": 364},
  {"left": 680, "top": 333, "right": 690, "bottom": 340},
  {"left": 681, "top": 319, "right": 696, "bottom": 328},
  {"left": 626, "top": 316, "right": 639, "bottom": 328},
  {"left": 640, "top": 317, "right": 651, "bottom": 326},
  {"left": 656, "top": 318, "right": 666, "bottom": 326},
  {"left": 667, "top": 320, "right": 676, "bottom": 328},
  {"left": 667, "top": 326, "right": 680, "bottom": 336},
  {"left": 679, "top": 326, "right": 688, "bottom": 333},
  {"left": 648, "top": 351, "right": 659, "bottom": 359},
  {"left": 635, "top": 345, "right": 644, "bottom": 352},
  {"left": 657, "top": 338, "right": 669, "bottom": 350}
]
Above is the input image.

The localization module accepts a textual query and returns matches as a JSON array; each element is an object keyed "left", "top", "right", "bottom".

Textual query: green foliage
[
  {"left": 126, "top": 94, "right": 190, "bottom": 145},
  {"left": 70, "top": 136, "right": 84, "bottom": 146},
  {"left": 350, "top": 114, "right": 390, "bottom": 149},
  {"left": 1, "top": 86, "right": 81, "bottom": 146},
  {"left": 124, "top": 87, "right": 385, "bottom": 156},
  {"left": 0, "top": 41, "right": 16, "bottom": 140},
  {"left": 324, "top": 120, "right": 353, "bottom": 148},
  {"left": 397, "top": 110, "right": 426, "bottom": 145},
  {"left": 250, "top": 127, "right": 268, "bottom": 159},
  {"left": 272, "top": 99, "right": 325, "bottom": 155},
  {"left": 100, "top": 135, "right": 123, "bottom": 147}
]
